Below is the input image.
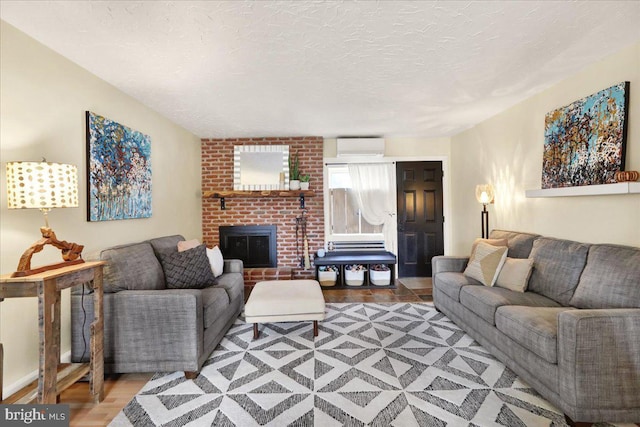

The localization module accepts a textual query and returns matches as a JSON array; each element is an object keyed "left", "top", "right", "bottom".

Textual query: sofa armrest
[
  {"left": 558, "top": 308, "right": 640, "bottom": 412},
  {"left": 224, "top": 259, "right": 244, "bottom": 274},
  {"left": 432, "top": 256, "right": 469, "bottom": 277},
  {"left": 112, "top": 289, "right": 204, "bottom": 370}
]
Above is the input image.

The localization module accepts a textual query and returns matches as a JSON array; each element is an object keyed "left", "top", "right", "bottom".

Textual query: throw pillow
[
  {"left": 207, "top": 246, "right": 224, "bottom": 277},
  {"left": 495, "top": 257, "right": 534, "bottom": 292},
  {"left": 464, "top": 241, "right": 508, "bottom": 286},
  {"left": 178, "top": 239, "right": 200, "bottom": 252},
  {"left": 160, "top": 244, "right": 216, "bottom": 289},
  {"left": 469, "top": 238, "right": 508, "bottom": 262}
]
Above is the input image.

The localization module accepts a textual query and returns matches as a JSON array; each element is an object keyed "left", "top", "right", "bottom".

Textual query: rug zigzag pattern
[{"left": 110, "top": 303, "right": 621, "bottom": 427}]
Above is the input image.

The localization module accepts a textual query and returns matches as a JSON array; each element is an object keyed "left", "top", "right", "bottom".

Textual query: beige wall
[
  {"left": 324, "top": 136, "right": 450, "bottom": 158},
  {"left": 0, "top": 21, "right": 202, "bottom": 393},
  {"left": 450, "top": 42, "right": 640, "bottom": 255}
]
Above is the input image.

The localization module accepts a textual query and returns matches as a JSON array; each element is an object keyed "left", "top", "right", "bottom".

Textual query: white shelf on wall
[{"left": 525, "top": 182, "right": 640, "bottom": 198}]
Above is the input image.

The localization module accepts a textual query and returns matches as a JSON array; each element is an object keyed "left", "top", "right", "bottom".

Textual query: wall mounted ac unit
[{"left": 336, "top": 137, "right": 385, "bottom": 157}]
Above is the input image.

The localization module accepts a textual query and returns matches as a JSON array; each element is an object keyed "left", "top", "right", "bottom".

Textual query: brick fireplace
[{"left": 201, "top": 137, "right": 324, "bottom": 288}]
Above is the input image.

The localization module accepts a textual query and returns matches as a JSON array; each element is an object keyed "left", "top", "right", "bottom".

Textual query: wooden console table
[{"left": 0, "top": 261, "right": 105, "bottom": 404}]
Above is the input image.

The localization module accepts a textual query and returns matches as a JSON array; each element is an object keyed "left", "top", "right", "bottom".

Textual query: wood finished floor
[{"left": 61, "top": 279, "right": 432, "bottom": 426}]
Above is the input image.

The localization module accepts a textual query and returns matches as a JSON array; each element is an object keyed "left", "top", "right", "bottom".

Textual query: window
[{"left": 326, "top": 165, "right": 383, "bottom": 237}]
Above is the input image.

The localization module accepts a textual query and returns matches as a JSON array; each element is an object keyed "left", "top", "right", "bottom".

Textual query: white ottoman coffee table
[{"left": 245, "top": 280, "right": 326, "bottom": 339}]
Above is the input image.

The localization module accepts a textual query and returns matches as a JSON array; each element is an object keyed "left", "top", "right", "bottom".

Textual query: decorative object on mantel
[
  {"left": 615, "top": 170, "right": 639, "bottom": 182},
  {"left": 542, "top": 81, "right": 630, "bottom": 189},
  {"left": 475, "top": 184, "right": 495, "bottom": 239},
  {"left": 300, "top": 174, "right": 310, "bottom": 190},
  {"left": 5, "top": 161, "right": 84, "bottom": 277},
  {"left": 86, "top": 111, "right": 152, "bottom": 221},
  {"left": 289, "top": 150, "right": 301, "bottom": 190}
]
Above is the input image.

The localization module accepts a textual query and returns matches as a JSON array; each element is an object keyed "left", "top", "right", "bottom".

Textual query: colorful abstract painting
[
  {"left": 542, "top": 82, "right": 629, "bottom": 188},
  {"left": 86, "top": 111, "right": 152, "bottom": 221}
]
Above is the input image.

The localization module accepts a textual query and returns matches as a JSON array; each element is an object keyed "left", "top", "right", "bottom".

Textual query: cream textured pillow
[
  {"left": 495, "top": 257, "right": 534, "bottom": 292},
  {"left": 206, "top": 246, "right": 224, "bottom": 277},
  {"left": 464, "top": 241, "right": 508, "bottom": 286},
  {"left": 178, "top": 239, "right": 200, "bottom": 252},
  {"left": 469, "top": 238, "right": 508, "bottom": 263}
]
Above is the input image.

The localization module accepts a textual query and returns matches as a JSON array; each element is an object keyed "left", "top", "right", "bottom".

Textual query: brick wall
[{"left": 201, "top": 137, "right": 324, "bottom": 272}]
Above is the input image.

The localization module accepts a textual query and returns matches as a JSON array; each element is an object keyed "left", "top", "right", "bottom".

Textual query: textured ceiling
[{"left": 1, "top": 1, "right": 639, "bottom": 138}]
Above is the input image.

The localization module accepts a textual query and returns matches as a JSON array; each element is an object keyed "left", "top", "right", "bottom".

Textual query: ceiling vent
[{"left": 336, "top": 137, "right": 385, "bottom": 157}]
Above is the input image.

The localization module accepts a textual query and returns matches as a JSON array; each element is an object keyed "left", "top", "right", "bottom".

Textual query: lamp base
[
  {"left": 12, "top": 226, "right": 84, "bottom": 278},
  {"left": 481, "top": 205, "right": 489, "bottom": 239}
]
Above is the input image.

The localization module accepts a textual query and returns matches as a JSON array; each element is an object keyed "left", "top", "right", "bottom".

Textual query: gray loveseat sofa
[
  {"left": 433, "top": 230, "right": 639, "bottom": 426},
  {"left": 71, "top": 235, "right": 244, "bottom": 378}
]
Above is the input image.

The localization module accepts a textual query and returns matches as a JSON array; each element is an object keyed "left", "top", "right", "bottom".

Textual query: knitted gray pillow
[{"left": 159, "top": 244, "right": 216, "bottom": 289}]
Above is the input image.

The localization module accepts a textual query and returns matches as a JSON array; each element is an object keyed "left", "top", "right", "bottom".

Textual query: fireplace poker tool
[{"left": 295, "top": 209, "right": 311, "bottom": 269}]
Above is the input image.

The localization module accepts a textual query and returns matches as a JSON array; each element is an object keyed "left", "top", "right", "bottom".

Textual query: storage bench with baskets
[{"left": 314, "top": 246, "right": 396, "bottom": 289}]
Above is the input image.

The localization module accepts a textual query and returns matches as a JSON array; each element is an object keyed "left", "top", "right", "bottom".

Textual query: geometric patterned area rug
[{"left": 109, "top": 303, "right": 623, "bottom": 427}]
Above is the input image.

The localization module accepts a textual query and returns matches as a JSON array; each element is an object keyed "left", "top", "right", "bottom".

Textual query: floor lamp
[{"left": 475, "top": 184, "right": 495, "bottom": 239}]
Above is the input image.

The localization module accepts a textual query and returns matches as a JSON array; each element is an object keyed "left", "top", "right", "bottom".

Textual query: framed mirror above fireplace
[{"left": 234, "top": 145, "right": 289, "bottom": 190}]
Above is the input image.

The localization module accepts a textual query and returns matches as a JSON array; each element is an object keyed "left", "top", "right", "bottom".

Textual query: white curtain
[{"left": 348, "top": 163, "right": 397, "bottom": 254}]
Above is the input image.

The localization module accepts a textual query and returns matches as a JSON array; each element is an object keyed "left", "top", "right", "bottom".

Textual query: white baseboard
[{"left": 3, "top": 350, "right": 71, "bottom": 398}]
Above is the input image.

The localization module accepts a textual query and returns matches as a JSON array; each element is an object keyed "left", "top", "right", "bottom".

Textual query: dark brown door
[{"left": 396, "top": 161, "right": 444, "bottom": 277}]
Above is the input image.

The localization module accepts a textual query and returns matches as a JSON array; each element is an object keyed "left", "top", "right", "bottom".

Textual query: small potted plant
[
  {"left": 370, "top": 264, "right": 391, "bottom": 286},
  {"left": 317, "top": 265, "right": 338, "bottom": 287},
  {"left": 345, "top": 264, "right": 366, "bottom": 286},
  {"left": 300, "top": 174, "right": 310, "bottom": 190},
  {"left": 289, "top": 151, "right": 300, "bottom": 190}
]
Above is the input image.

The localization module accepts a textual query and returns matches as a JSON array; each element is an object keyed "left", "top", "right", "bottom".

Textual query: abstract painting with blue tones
[
  {"left": 86, "top": 111, "right": 152, "bottom": 221},
  {"left": 542, "top": 82, "right": 629, "bottom": 189}
]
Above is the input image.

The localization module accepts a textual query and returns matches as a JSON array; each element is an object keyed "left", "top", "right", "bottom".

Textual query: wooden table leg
[
  {"left": 0, "top": 343, "right": 3, "bottom": 401},
  {"left": 253, "top": 323, "right": 259, "bottom": 339},
  {"left": 313, "top": 321, "right": 319, "bottom": 336},
  {"left": 91, "top": 267, "right": 105, "bottom": 403},
  {"left": 38, "top": 279, "right": 57, "bottom": 404}
]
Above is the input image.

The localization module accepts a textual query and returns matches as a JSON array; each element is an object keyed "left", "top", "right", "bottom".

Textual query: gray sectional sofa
[
  {"left": 433, "top": 230, "right": 640, "bottom": 426},
  {"left": 71, "top": 235, "right": 244, "bottom": 378}
]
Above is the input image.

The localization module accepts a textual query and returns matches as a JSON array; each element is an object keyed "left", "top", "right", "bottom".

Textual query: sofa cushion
[
  {"left": 495, "top": 257, "right": 534, "bottom": 292},
  {"left": 201, "top": 286, "right": 231, "bottom": 328},
  {"left": 460, "top": 286, "right": 561, "bottom": 325},
  {"left": 159, "top": 245, "right": 217, "bottom": 289},
  {"left": 496, "top": 306, "right": 575, "bottom": 364},
  {"left": 100, "top": 242, "right": 165, "bottom": 293},
  {"left": 464, "top": 242, "right": 508, "bottom": 286},
  {"left": 469, "top": 238, "right": 508, "bottom": 262},
  {"left": 570, "top": 244, "right": 640, "bottom": 309},
  {"left": 178, "top": 239, "right": 200, "bottom": 252},
  {"left": 434, "top": 272, "right": 481, "bottom": 302},
  {"left": 207, "top": 246, "right": 225, "bottom": 277},
  {"left": 527, "top": 237, "right": 590, "bottom": 305},
  {"left": 148, "top": 235, "right": 185, "bottom": 257},
  {"left": 489, "top": 230, "right": 540, "bottom": 259}
]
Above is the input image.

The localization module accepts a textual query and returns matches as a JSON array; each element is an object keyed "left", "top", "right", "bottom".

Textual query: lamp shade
[
  {"left": 6, "top": 161, "right": 79, "bottom": 210},
  {"left": 475, "top": 184, "right": 495, "bottom": 205}
]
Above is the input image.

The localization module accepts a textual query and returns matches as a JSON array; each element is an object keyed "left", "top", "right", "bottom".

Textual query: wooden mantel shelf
[{"left": 203, "top": 190, "right": 316, "bottom": 199}]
